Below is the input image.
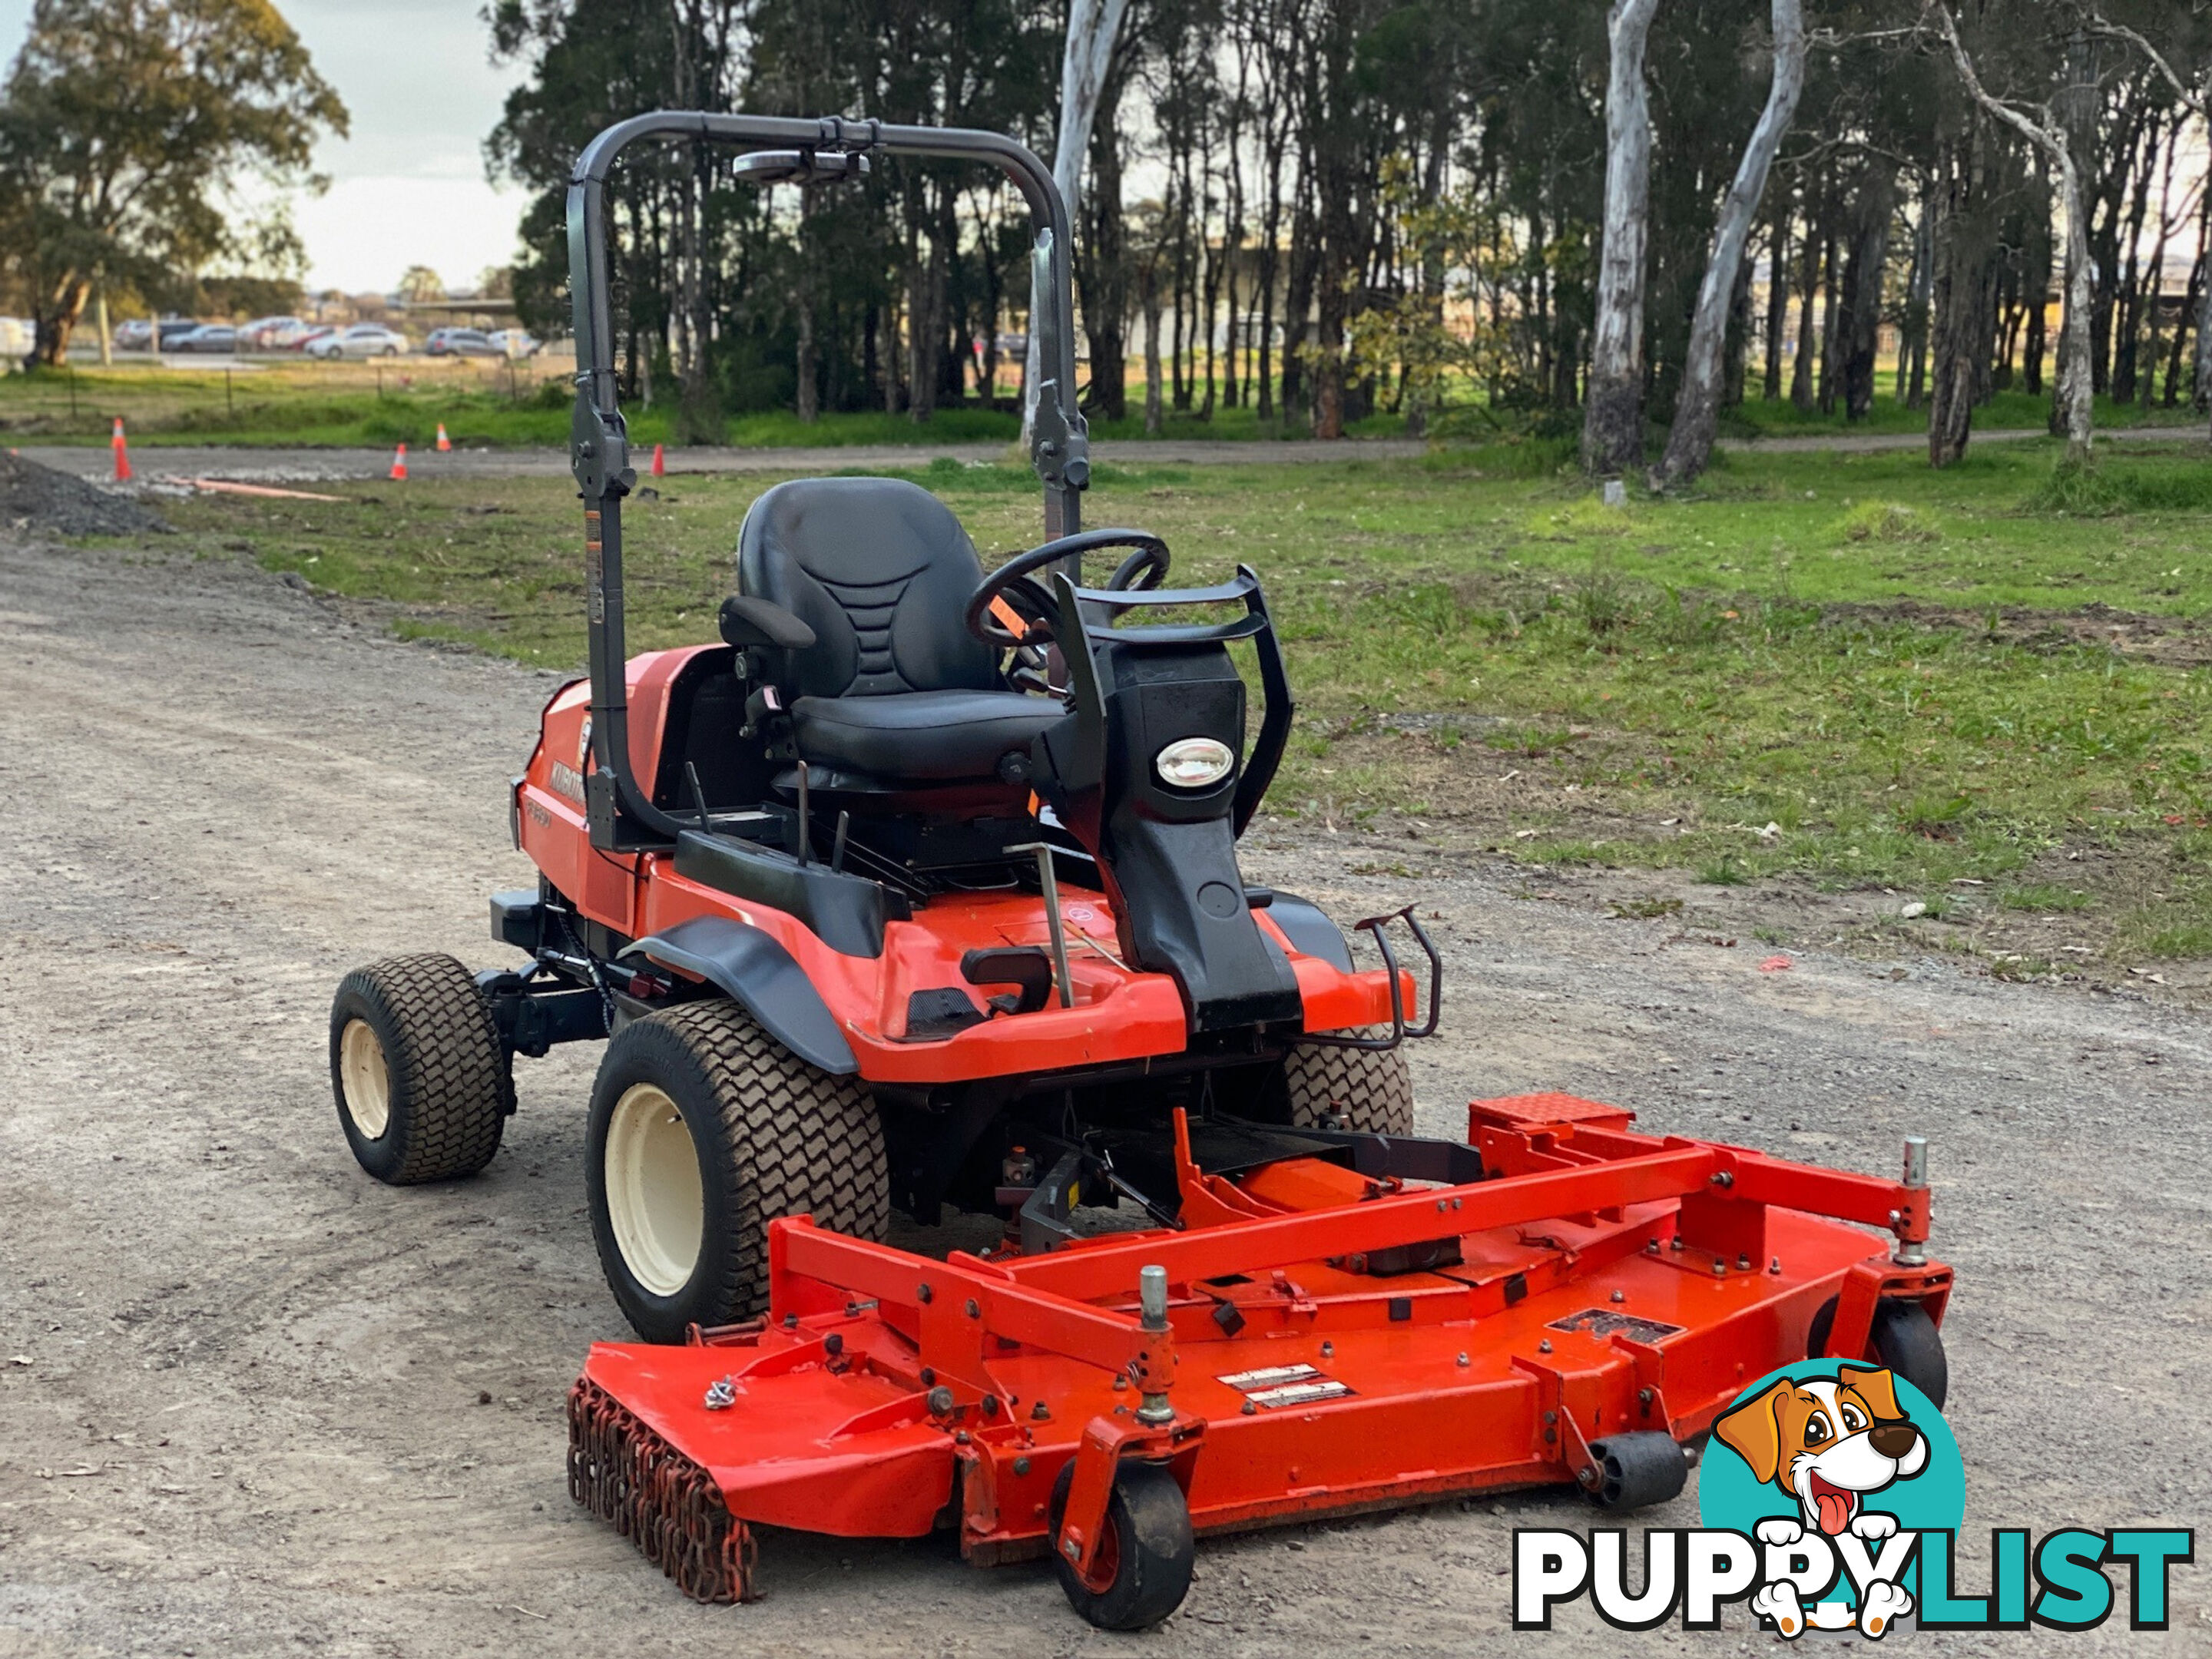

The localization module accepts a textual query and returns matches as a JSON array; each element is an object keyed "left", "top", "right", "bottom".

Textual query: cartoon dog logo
[{"left": 1714, "top": 1364, "right": 1928, "bottom": 1637}]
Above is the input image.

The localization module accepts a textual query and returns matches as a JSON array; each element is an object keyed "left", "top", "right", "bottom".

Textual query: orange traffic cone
[
  {"left": 435, "top": 422, "right": 452, "bottom": 452},
  {"left": 651, "top": 442, "right": 666, "bottom": 477},
  {"left": 389, "top": 442, "right": 409, "bottom": 482},
  {"left": 111, "top": 417, "right": 132, "bottom": 483}
]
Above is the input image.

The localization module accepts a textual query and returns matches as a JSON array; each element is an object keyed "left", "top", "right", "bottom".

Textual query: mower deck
[{"left": 568, "top": 1091, "right": 1950, "bottom": 1604}]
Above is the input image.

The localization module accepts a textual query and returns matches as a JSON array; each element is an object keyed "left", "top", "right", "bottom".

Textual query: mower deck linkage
[{"left": 568, "top": 1091, "right": 1949, "bottom": 1606}]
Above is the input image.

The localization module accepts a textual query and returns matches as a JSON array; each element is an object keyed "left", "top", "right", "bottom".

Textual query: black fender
[
  {"left": 1261, "top": 890, "right": 1354, "bottom": 973},
  {"left": 620, "top": 916, "right": 858, "bottom": 1075}
]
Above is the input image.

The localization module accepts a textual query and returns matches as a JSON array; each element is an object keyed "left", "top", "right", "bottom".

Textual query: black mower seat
[
  {"left": 789, "top": 687, "right": 1058, "bottom": 782},
  {"left": 738, "top": 475, "right": 1058, "bottom": 784}
]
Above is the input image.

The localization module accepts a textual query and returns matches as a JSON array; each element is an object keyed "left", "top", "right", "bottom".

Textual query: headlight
[{"left": 1155, "top": 737, "right": 1233, "bottom": 790}]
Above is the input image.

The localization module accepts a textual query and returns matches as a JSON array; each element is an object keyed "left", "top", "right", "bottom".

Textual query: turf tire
[
  {"left": 329, "top": 953, "right": 510, "bottom": 1184},
  {"left": 1282, "top": 1030, "right": 1415, "bottom": 1135},
  {"left": 585, "top": 1000, "right": 889, "bottom": 1343},
  {"left": 1048, "top": 1460, "right": 1196, "bottom": 1631}
]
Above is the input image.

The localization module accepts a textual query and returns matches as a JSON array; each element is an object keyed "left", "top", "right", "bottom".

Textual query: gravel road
[{"left": 0, "top": 535, "right": 2204, "bottom": 1657}]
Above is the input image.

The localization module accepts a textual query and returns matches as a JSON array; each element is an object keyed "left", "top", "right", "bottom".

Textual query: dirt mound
[{"left": 0, "top": 449, "right": 164, "bottom": 536}]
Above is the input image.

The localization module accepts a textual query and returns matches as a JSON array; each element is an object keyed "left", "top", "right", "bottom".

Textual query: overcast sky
[{"left": 0, "top": 0, "right": 534, "bottom": 295}]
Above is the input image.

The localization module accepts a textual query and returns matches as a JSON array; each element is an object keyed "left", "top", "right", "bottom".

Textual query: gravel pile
[{"left": 0, "top": 449, "right": 164, "bottom": 535}]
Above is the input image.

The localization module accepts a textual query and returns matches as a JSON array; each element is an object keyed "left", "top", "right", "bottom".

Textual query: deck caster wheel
[
  {"left": 1807, "top": 1296, "right": 1949, "bottom": 1409},
  {"left": 1048, "top": 1460, "right": 1194, "bottom": 1631},
  {"left": 1582, "top": 1432, "right": 1690, "bottom": 1510},
  {"left": 586, "top": 1000, "right": 888, "bottom": 1343},
  {"left": 1282, "top": 1032, "right": 1414, "bottom": 1135},
  {"left": 329, "top": 954, "right": 510, "bottom": 1184}
]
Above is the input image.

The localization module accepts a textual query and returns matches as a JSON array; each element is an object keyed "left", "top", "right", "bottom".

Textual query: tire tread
[
  {"left": 1283, "top": 1029, "right": 1415, "bottom": 1135},
  {"left": 333, "top": 953, "right": 508, "bottom": 1183},
  {"left": 629, "top": 1002, "right": 889, "bottom": 1324}
]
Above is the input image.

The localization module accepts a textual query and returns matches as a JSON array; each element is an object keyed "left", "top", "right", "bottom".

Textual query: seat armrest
[{"left": 719, "top": 594, "right": 816, "bottom": 651}]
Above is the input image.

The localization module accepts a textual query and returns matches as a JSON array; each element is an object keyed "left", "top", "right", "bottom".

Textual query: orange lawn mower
[{"left": 327, "top": 113, "right": 1955, "bottom": 1631}]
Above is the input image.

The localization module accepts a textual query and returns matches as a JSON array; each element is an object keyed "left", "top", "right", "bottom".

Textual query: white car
[
  {"left": 308, "top": 323, "right": 409, "bottom": 359},
  {"left": 485, "top": 329, "right": 540, "bottom": 359}
]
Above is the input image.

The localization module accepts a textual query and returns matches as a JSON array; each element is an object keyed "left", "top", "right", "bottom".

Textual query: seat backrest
[{"left": 737, "top": 478, "right": 999, "bottom": 698}]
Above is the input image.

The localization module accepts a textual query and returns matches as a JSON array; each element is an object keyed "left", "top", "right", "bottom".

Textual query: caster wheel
[
  {"left": 1048, "top": 1460, "right": 1194, "bottom": 1630},
  {"left": 1583, "top": 1431, "right": 1689, "bottom": 1509},
  {"left": 1807, "top": 1296, "right": 1948, "bottom": 1408}
]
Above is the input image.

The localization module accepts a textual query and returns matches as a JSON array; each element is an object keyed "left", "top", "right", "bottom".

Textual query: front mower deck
[{"left": 568, "top": 1091, "right": 1950, "bottom": 1608}]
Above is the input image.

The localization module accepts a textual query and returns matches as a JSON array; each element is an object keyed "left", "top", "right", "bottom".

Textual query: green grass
[
  {"left": 147, "top": 442, "right": 2212, "bottom": 956},
  {"left": 0, "top": 363, "right": 1408, "bottom": 449},
  {"left": 1723, "top": 387, "right": 2198, "bottom": 439},
  {"left": 1999, "top": 882, "right": 2094, "bottom": 912}
]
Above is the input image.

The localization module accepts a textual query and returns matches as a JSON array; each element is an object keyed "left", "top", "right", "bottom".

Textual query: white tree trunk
[
  {"left": 2196, "top": 273, "right": 2212, "bottom": 431},
  {"left": 1938, "top": 3, "right": 2093, "bottom": 462},
  {"left": 1022, "top": 0, "right": 1130, "bottom": 446},
  {"left": 1655, "top": 0, "right": 1805, "bottom": 485},
  {"left": 2051, "top": 137, "right": 2095, "bottom": 463},
  {"left": 1581, "top": 0, "right": 1663, "bottom": 478}
]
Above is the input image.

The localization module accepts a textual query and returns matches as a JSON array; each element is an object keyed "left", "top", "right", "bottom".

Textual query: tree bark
[
  {"left": 1763, "top": 192, "right": 1790, "bottom": 401},
  {"left": 1937, "top": 3, "right": 2092, "bottom": 464},
  {"left": 1816, "top": 220, "right": 1841, "bottom": 415},
  {"left": 1897, "top": 200, "right": 1932, "bottom": 406},
  {"left": 1076, "top": 57, "right": 1131, "bottom": 421},
  {"left": 1581, "top": 0, "right": 1663, "bottom": 477},
  {"left": 1143, "top": 267, "right": 1164, "bottom": 434},
  {"left": 1838, "top": 165, "right": 1896, "bottom": 422},
  {"left": 1927, "top": 101, "right": 1995, "bottom": 465},
  {"left": 1655, "top": 0, "right": 1803, "bottom": 486},
  {"left": 1789, "top": 172, "right": 1820, "bottom": 411}
]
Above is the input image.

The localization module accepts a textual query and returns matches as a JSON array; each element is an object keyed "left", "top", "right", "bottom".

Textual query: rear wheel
[
  {"left": 585, "top": 1001, "right": 889, "bottom": 1343},
  {"left": 1048, "top": 1460, "right": 1195, "bottom": 1631},
  {"left": 1282, "top": 1032, "right": 1414, "bottom": 1135},
  {"left": 329, "top": 954, "right": 510, "bottom": 1184}
]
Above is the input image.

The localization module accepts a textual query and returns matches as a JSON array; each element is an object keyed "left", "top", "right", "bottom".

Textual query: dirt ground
[{"left": 1, "top": 535, "right": 2205, "bottom": 1657}]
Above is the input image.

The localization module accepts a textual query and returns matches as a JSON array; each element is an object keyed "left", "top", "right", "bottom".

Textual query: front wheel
[
  {"left": 585, "top": 1001, "right": 889, "bottom": 1343},
  {"left": 1048, "top": 1461, "right": 1195, "bottom": 1631}
]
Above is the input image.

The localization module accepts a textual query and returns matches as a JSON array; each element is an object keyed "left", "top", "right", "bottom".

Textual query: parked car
[
  {"left": 156, "top": 318, "right": 201, "bottom": 349},
  {"left": 174, "top": 324, "right": 238, "bottom": 353},
  {"left": 485, "top": 329, "right": 540, "bottom": 359},
  {"left": 112, "top": 319, "right": 154, "bottom": 350},
  {"left": 424, "top": 326, "right": 503, "bottom": 358},
  {"left": 307, "top": 323, "right": 408, "bottom": 359},
  {"left": 284, "top": 324, "right": 334, "bottom": 352},
  {"left": 237, "top": 315, "right": 302, "bottom": 350}
]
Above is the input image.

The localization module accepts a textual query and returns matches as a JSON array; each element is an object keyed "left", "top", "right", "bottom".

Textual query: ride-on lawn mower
[{"left": 328, "top": 114, "right": 1955, "bottom": 1631}]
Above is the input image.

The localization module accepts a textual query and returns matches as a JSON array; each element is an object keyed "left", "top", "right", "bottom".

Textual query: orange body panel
[
  {"left": 515, "top": 647, "right": 1405, "bottom": 1084},
  {"left": 576, "top": 1094, "right": 1951, "bottom": 1558}
]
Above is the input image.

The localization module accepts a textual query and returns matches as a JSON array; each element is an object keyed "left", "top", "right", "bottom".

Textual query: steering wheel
[{"left": 965, "top": 529, "right": 1172, "bottom": 650}]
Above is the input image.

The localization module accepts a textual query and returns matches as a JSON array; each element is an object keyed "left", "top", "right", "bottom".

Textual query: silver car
[{"left": 308, "top": 323, "right": 409, "bottom": 359}]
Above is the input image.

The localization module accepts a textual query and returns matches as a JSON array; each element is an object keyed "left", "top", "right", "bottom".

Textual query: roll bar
[{"left": 566, "top": 112, "right": 1091, "bottom": 847}]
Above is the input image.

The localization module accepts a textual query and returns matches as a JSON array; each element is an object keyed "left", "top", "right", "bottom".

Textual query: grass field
[
  {"left": 0, "top": 360, "right": 1400, "bottom": 448},
  {"left": 2, "top": 356, "right": 2194, "bottom": 450},
  {"left": 150, "top": 437, "right": 2212, "bottom": 967}
]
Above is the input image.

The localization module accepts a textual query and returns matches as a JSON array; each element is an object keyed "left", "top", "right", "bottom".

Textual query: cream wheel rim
[
  {"left": 604, "top": 1083, "right": 704, "bottom": 1297},
  {"left": 339, "top": 1018, "right": 392, "bottom": 1139}
]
